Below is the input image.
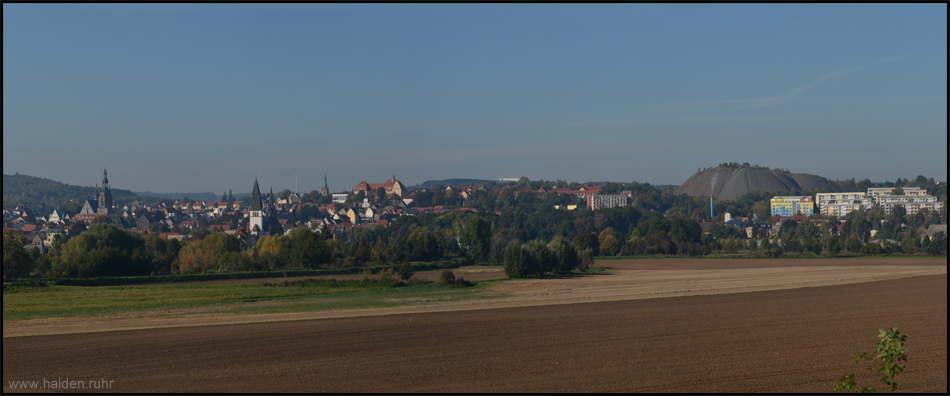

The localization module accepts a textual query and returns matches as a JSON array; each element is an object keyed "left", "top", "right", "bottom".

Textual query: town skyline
[{"left": 4, "top": 4, "right": 947, "bottom": 193}]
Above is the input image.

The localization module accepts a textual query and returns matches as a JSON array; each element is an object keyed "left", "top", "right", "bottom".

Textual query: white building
[
  {"left": 820, "top": 198, "right": 875, "bottom": 217},
  {"left": 47, "top": 208, "right": 67, "bottom": 224},
  {"left": 586, "top": 193, "right": 631, "bottom": 210},
  {"left": 867, "top": 187, "right": 927, "bottom": 203},
  {"left": 878, "top": 195, "right": 943, "bottom": 215},
  {"left": 816, "top": 192, "right": 867, "bottom": 210}
]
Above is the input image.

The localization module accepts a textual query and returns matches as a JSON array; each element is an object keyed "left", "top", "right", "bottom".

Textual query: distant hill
[
  {"left": 414, "top": 178, "right": 494, "bottom": 189},
  {"left": 133, "top": 191, "right": 228, "bottom": 201},
  {"left": 2, "top": 173, "right": 148, "bottom": 211},
  {"left": 675, "top": 167, "right": 846, "bottom": 200}
]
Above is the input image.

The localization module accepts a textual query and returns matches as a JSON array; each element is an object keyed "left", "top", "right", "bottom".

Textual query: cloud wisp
[{"left": 737, "top": 54, "right": 913, "bottom": 109}]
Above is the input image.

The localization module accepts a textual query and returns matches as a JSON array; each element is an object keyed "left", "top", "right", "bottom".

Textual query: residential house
[
  {"left": 354, "top": 177, "right": 408, "bottom": 197},
  {"left": 136, "top": 215, "right": 150, "bottom": 231},
  {"left": 48, "top": 208, "right": 67, "bottom": 224}
]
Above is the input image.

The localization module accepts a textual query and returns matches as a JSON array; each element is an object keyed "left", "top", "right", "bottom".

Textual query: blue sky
[{"left": 3, "top": 4, "right": 947, "bottom": 194}]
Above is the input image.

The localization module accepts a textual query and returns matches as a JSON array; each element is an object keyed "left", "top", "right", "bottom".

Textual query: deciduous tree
[{"left": 3, "top": 230, "right": 34, "bottom": 281}]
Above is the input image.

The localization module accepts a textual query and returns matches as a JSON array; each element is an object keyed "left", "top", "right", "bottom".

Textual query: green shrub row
[{"left": 41, "top": 261, "right": 454, "bottom": 287}]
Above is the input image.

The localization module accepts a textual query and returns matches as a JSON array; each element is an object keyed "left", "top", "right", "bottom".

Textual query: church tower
[
  {"left": 98, "top": 168, "right": 113, "bottom": 215},
  {"left": 249, "top": 179, "right": 264, "bottom": 236},
  {"left": 322, "top": 173, "right": 329, "bottom": 196}
]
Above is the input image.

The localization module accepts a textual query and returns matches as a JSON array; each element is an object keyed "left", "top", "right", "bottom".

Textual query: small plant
[
  {"left": 834, "top": 327, "right": 909, "bottom": 393},
  {"left": 360, "top": 269, "right": 373, "bottom": 284}
]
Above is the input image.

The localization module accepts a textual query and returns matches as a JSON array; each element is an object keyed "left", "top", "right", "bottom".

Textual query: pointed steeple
[{"left": 250, "top": 179, "right": 263, "bottom": 211}]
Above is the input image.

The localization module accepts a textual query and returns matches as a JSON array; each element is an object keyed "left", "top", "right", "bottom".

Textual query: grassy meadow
[{"left": 2, "top": 278, "right": 509, "bottom": 321}]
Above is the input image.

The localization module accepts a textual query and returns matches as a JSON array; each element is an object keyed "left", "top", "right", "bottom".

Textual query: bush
[
  {"left": 766, "top": 246, "right": 783, "bottom": 258},
  {"left": 2, "top": 279, "right": 49, "bottom": 293},
  {"left": 377, "top": 268, "right": 395, "bottom": 284},
  {"left": 439, "top": 269, "right": 456, "bottom": 285},
  {"left": 860, "top": 242, "right": 883, "bottom": 256},
  {"left": 576, "top": 248, "right": 594, "bottom": 272},
  {"left": 360, "top": 269, "right": 373, "bottom": 283},
  {"left": 397, "top": 259, "right": 414, "bottom": 281}
]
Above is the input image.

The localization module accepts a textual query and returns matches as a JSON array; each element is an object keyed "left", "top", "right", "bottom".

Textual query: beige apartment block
[
  {"left": 815, "top": 192, "right": 867, "bottom": 209},
  {"left": 867, "top": 187, "right": 927, "bottom": 203},
  {"left": 878, "top": 195, "right": 943, "bottom": 215},
  {"left": 820, "top": 198, "right": 876, "bottom": 217}
]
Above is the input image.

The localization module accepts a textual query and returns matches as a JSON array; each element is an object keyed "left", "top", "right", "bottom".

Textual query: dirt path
[{"left": 4, "top": 264, "right": 944, "bottom": 338}]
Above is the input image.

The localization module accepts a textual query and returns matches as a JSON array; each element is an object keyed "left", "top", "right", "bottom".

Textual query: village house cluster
[
  {"left": 6, "top": 169, "right": 945, "bottom": 254},
  {"left": 5, "top": 171, "right": 617, "bottom": 252}
]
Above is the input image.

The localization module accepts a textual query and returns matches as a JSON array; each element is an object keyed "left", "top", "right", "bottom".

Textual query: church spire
[
  {"left": 98, "top": 168, "right": 113, "bottom": 215},
  {"left": 250, "top": 179, "right": 262, "bottom": 211}
]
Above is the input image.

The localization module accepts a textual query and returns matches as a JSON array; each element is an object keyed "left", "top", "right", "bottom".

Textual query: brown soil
[
  {"left": 596, "top": 257, "right": 948, "bottom": 270},
  {"left": 3, "top": 260, "right": 944, "bottom": 338},
  {"left": 3, "top": 274, "right": 945, "bottom": 393},
  {"left": 147, "top": 257, "right": 946, "bottom": 285}
]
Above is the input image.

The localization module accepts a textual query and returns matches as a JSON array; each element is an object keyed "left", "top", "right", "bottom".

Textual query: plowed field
[{"left": 3, "top": 259, "right": 947, "bottom": 393}]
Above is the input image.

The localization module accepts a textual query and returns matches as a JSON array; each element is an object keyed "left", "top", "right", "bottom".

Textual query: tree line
[{"left": 4, "top": 174, "right": 947, "bottom": 281}]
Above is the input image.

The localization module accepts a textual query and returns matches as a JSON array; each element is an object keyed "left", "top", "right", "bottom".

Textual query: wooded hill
[
  {"left": 134, "top": 191, "right": 226, "bottom": 201},
  {"left": 2, "top": 173, "right": 149, "bottom": 212}
]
